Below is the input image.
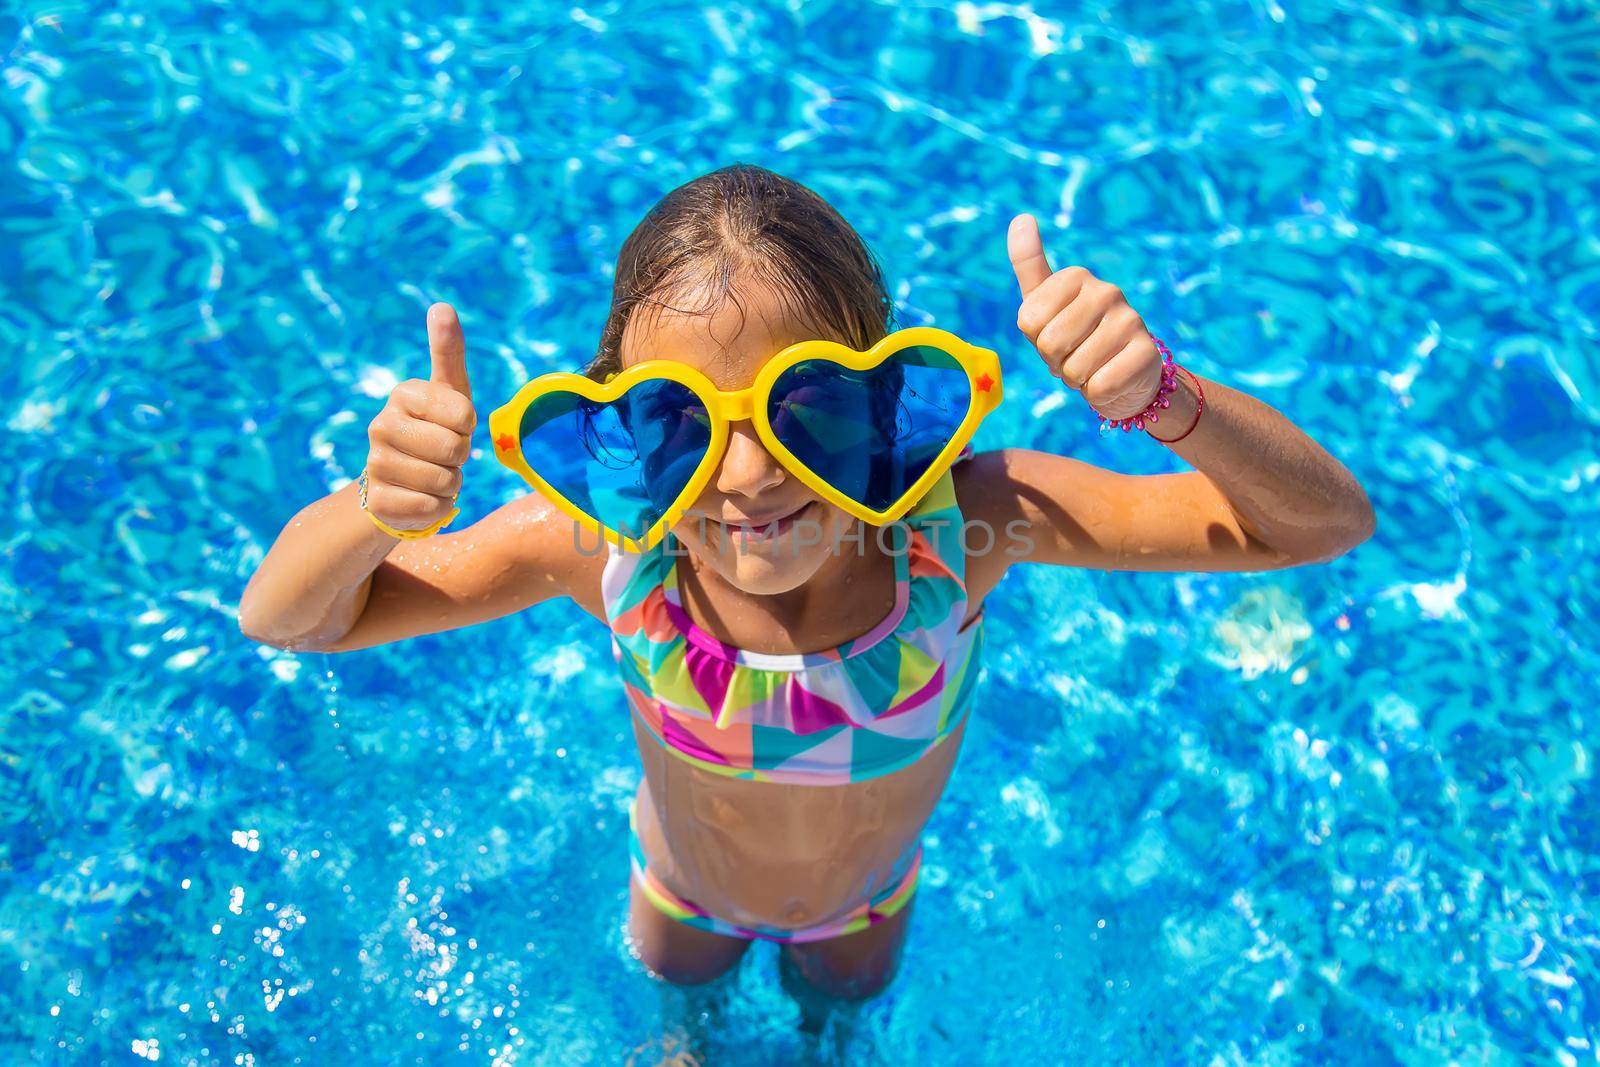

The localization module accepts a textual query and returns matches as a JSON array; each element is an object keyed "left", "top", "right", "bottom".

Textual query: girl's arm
[
  {"left": 238, "top": 302, "right": 606, "bottom": 652},
  {"left": 238, "top": 484, "right": 605, "bottom": 653},
  {"left": 958, "top": 370, "right": 1372, "bottom": 579},
  {"left": 957, "top": 216, "right": 1375, "bottom": 599}
]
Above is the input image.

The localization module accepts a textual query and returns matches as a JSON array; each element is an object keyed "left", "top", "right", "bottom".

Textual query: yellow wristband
[
  {"left": 357, "top": 469, "right": 459, "bottom": 540},
  {"left": 365, "top": 505, "right": 460, "bottom": 540}
]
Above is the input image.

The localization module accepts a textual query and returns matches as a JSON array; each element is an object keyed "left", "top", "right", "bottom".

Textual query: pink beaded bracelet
[{"left": 1097, "top": 336, "right": 1180, "bottom": 434}]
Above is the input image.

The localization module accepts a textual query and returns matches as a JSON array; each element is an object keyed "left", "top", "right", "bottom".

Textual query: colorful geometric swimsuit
[{"left": 602, "top": 461, "right": 985, "bottom": 943}]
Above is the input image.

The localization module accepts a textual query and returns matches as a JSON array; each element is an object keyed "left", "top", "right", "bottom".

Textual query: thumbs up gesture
[
  {"left": 1008, "top": 214, "right": 1165, "bottom": 423},
  {"left": 363, "top": 302, "right": 477, "bottom": 533}
]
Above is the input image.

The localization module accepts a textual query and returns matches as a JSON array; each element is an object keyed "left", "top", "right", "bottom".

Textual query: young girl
[{"left": 238, "top": 164, "right": 1374, "bottom": 1009}]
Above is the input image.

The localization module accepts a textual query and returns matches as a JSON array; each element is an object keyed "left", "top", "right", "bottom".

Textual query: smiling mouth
[{"left": 715, "top": 500, "right": 816, "bottom": 539}]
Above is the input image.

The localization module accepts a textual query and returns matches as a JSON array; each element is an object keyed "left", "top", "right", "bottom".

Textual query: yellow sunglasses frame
[{"left": 488, "top": 326, "right": 1003, "bottom": 553}]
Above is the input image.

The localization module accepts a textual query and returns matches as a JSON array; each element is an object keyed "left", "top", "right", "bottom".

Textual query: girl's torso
[
  {"left": 601, "top": 468, "right": 985, "bottom": 930},
  {"left": 629, "top": 711, "right": 970, "bottom": 930}
]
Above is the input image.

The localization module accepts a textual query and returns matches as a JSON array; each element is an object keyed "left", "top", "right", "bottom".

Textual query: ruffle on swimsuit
[{"left": 601, "top": 463, "right": 985, "bottom": 788}]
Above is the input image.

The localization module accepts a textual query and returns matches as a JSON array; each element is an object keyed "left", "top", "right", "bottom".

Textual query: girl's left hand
[{"left": 1007, "top": 213, "right": 1164, "bottom": 422}]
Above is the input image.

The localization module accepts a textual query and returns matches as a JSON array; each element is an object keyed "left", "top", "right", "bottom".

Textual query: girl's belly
[{"left": 631, "top": 712, "right": 970, "bottom": 930}]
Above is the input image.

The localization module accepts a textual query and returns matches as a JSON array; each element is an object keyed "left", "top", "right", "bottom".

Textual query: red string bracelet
[{"left": 1149, "top": 366, "right": 1205, "bottom": 445}]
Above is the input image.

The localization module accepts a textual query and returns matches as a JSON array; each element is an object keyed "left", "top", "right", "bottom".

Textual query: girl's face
[{"left": 618, "top": 279, "right": 860, "bottom": 595}]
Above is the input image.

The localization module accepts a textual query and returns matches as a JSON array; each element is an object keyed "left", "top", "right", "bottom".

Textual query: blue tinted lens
[
  {"left": 518, "top": 379, "right": 711, "bottom": 539},
  {"left": 767, "top": 347, "right": 971, "bottom": 513},
  {"left": 621, "top": 380, "right": 714, "bottom": 513}
]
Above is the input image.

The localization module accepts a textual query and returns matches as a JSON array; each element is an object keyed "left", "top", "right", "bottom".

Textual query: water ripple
[{"left": 2, "top": 1, "right": 1596, "bottom": 1063}]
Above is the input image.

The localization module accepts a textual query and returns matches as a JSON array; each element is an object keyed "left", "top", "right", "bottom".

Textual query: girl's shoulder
[
  {"left": 498, "top": 491, "right": 612, "bottom": 621},
  {"left": 900, "top": 446, "right": 977, "bottom": 543},
  {"left": 947, "top": 445, "right": 1025, "bottom": 537},
  {"left": 947, "top": 446, "right": 1035, "bottom": 611}
]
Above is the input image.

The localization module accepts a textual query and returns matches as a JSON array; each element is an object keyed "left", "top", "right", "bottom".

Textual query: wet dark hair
[{"left": 586, "top": 163, "right": 898, "bottom": 382}]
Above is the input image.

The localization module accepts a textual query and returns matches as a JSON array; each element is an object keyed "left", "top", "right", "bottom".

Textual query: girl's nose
[{"left": 715, "top": 422, "right": 785, "bottom": 500}]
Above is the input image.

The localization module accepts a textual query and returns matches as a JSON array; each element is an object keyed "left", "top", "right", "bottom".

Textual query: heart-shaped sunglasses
[{"left": 488, "top": 326, "right": 1003, "bottom": 552}]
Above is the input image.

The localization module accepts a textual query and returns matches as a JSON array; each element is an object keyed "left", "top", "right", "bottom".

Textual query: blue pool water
[{"left": 3, "top": 1, "right": 1597, "bottom": 1063}]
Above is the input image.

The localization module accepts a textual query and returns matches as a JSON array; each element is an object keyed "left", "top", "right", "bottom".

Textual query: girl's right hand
[{"left": 363, "top": 302, "right": 477, "bottom": 533}]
